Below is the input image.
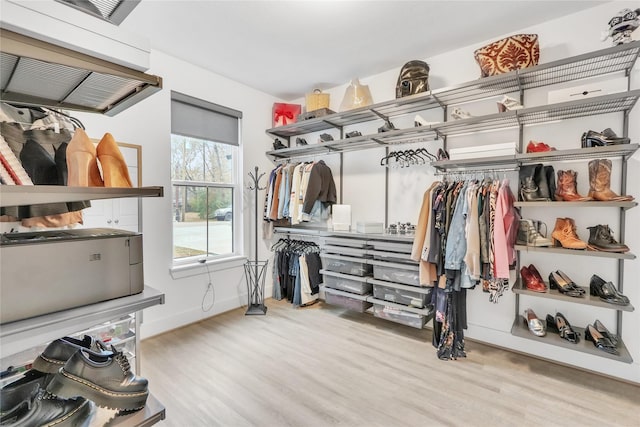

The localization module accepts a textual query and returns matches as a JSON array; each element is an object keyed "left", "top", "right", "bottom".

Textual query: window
[{"left": 170, "top": 92, "right": 242, "bottom": 263}]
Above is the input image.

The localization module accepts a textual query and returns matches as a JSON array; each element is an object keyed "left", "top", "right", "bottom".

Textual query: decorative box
[
  {"left": 356, "top": 222, "right": 384, "bottom": 234},
  {"left": 272, "top": 103, "right": 301, "bottom": 127}
]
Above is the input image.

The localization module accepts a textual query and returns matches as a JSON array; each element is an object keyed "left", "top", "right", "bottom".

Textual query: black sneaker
[
  {"left": 32, "top": 335, "right": 110, "bottom": 374},
  {"left": 47, "top": 346, "right": 148, "bottom": 411}
]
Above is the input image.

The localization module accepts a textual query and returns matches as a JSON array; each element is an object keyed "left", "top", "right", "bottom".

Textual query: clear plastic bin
[
  {"left": 373, "top": 284, "right": 427, "bottom": 308},
  {"left": 325, "top": 291, "right": 372, "bottom": 313},
  {"left": 373, "top": 304, "right": 426, "bottom": 329},
  {"left": 321, "top": 271, "right": 372, "bottom": 295},
  {"left": 370, "top": 260, "right": 419, "bottom": 286},
  {"left": 321, "top": 254, "right": 372, "bottom": 277}
]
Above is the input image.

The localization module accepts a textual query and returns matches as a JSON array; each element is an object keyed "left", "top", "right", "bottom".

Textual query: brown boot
[
  {"left": 587, "top": 159, "right": 634, "bottom": 202},
  {"left": 554, "top": 170, "right": 591, "bottom": 201},
  {"left": 551, "top": 217, "right": 587, "bottom": 249}
]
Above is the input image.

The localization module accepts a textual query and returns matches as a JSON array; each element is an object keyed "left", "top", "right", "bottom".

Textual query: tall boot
[
  {"left": 554, "top": 170, "right": 591, "bottom": 201},
  {"left": 551, "top": 217, "right": 587, "bottom": 249},
  {"left": 535, "top": 164, "right": 551, "bottom": 200},
  {"left": 587, "top": 159, "right": 634, "bottom": 202},
  {"left": 544, "top": 165, "right": 556, "bottom": 200}
]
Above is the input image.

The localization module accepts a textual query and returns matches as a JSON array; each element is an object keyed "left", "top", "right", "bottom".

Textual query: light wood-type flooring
[{"left": 141, "top": 299, "right": 640, "bottom": 426}]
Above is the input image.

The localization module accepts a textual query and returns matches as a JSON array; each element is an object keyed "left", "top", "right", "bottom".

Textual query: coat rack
[{"left": 244, "top": 166, "right": 268, "bottom": 315}]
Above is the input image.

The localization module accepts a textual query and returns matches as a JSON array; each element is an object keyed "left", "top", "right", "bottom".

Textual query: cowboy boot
[
  {"left": 587, "top": 159, "right": 634, "bottom": 202},
  {"left": 551, "top": 217, "right": 588, "bottom": 249},
  {"left": 587, "top": 224, "right": 629, "bottom": 252},
  {"left": 554, "top": 170, "right": 591, "bottom": 201}
]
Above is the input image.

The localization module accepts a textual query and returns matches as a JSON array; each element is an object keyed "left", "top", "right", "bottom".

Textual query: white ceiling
[{"left": 120, "top": 1, "right": 607, "bottom": 101}]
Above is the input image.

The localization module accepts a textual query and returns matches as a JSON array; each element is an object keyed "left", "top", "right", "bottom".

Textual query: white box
[
  {"left": 332, "top": 204, "right": 351, "bottom": 231},
  {"left": 356, "top": 222, "right": 384, "bottom": 234},
  {"left": 547, "top": 81, "right": 614, "bottom": 104},
  {"left": 449, "top": 142, "right": 519, "bottom": 160}
]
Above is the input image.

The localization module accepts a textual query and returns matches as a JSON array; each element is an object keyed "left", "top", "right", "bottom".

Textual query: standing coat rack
[{"left": 244, "top": 166, "right": 268, "bottom": 315}]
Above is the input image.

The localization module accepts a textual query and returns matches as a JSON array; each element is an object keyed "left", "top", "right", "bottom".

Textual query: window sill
[{"left": 170, "top": 255, "right": 248, "bottom": 280}]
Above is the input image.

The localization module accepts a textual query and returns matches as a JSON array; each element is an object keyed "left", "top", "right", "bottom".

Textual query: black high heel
[
  {"left": 585, "top": 324, "right": 618, "bottom": 355},
  {"left": 548, "top": 271, "right": 583, "bottom": 297},
  {"left": 594, "top": 319, "right": 618, "bottom": 347},
  {"left": 589, "top": 274, "right": 629, "bottom": 305},
  {"left": 554, "top": 312, "right": 579, "bottom": 343},
  {"left": 556, "top": 270, "right": 585, "bottom": 294}
]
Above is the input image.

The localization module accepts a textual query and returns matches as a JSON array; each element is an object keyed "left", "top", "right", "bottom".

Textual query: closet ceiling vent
[
  {"left": 0, "top": 28, "right": 162, "bottom": 116},
  {"left": 55, "top": 0, "right": 140, "bottom": 25}
]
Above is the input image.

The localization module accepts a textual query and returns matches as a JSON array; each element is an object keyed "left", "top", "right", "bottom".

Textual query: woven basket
[{"left": 305, "top": 89, "right": 330, "bottom": 112}]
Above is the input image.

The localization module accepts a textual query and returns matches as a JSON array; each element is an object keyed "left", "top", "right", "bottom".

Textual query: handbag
[
  {"left": 305, "top": 89, "right": 330, "bottom": 112},
  {"left": 396, "top": 60, "right": 430, "bottom": 98},
  {"left": 473, "top": 34, "right": 539, "bottom": 77}
]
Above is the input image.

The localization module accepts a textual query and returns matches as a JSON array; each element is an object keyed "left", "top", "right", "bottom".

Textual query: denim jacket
[{"left": 444, "top": 182, "right": 469, "bottom": 270}]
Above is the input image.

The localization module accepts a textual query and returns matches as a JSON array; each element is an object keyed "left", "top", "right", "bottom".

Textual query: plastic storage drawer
[
  {"left": 372, "top": 283, "right": 427, "bottom": 308},
  {"left": 321, "top": 270, "right": 372, "bottom": 295},
  {"left": 370, "top": 241, "right": 413, "bottom": 254},
  {"left": 369, "top": 250, "right": 417, "bottom": 264},
  {"left": 320, "top": 236, "right": 369, "bottom": 249},
  {"left": 320, "top": 253, "right": 372, "bottom": 277},
  {"left": 373, "top": 304, "right": 426, "bottom": 329},
  {"left": 324, "top": 289, "right": 372, "bottom": 313},
  {"left": 370, "top": 260, "right": 419, "bottom": 286}
]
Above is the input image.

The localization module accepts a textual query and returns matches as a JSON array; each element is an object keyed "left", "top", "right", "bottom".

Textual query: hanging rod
[{"left": 434, "top": 167, "right": 518, "bottom": 176}]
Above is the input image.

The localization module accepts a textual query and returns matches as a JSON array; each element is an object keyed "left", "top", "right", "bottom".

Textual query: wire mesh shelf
[{"left": 518, "top": 144, "right": 639, "bottom": 163}]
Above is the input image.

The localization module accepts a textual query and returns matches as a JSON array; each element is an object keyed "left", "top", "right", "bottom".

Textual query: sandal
[
  {"left": 450, "top": 107, "right": 472, "bottom": 120},
  {"left": 523, "top": 308, "right": 546, "bottom": 337},
  {"left": 497, "top": 95, "right": 523, "bottom": 112}
]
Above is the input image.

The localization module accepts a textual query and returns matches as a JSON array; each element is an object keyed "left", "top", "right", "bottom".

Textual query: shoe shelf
[
  {"left": 514, "top": 200, "right": 638, "bottom": 209},
  {"left": 1, "top": 29, "right": 163, "bottom": 116},
  {"left": 510, "top": 319, "right": 633, "bottom": 364},
  {"left": 518, "top": 143, "right": 639, "bottom": 164},
  {"left": 0, "top": 186, "right": 164, "bottom": 208},
  {"left": 511, "top": 279, "right": 634, "bottom": 312},
  {"left": 515, "top": 245, "right": 636, "bottom": 260},
  {"left": 0, "top": 287, "right": 165, "bottom": 359},
  {"left": 90, "top": 393, "right": 165, "bottom": 427},
  {"left": 266, "top": 41, "right": 640, "bottom": 141}
]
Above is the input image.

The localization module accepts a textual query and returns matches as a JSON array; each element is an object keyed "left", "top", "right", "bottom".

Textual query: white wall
[
  {"left": 296, "top": 2, "right": 639, "bottom": 382},
  {"left": 75, "top": 50, "right": 277, "bottom": 338}
]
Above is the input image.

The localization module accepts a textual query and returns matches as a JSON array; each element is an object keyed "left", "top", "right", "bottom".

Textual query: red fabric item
[{"left": 272, "top": 103, "right": 301, "bottom": 127}]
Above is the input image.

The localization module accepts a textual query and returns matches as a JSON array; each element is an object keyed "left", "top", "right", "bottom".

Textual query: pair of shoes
[
  {"left": 295, "top": 137, "right": 308, "bottom": 146},
  {"left": 551, "top": 218, "right": 588, "bottom": 249},
  {"left": 497, "top": 95, "right": 523, "bottom": 112},
  {"left": 32, "top": 335, "right": 109, "bottom": 374},
  {"left": 318, "top": 133, "right": 333, "bottom": 143},
  {"left": 0, "top": 380, "right": 93, "bottom": 427},
  {"left": 46, "top": 343, "right": 149, "bottom": 411},
  {"left": 526, "top": 140, "right": 555, "bottom": 153},
  {"left": 585, "top": 321, "right": 619, "bottom": 355},
  {"left": 437, "top": 148, "right": 449, "bottom": 161},
  {"left": 345, "top": 130, "right": 362, "bottom": 138},
  {"left": 519, "top": 164, "right": 555, "bottom": 201},
  {"left": 414, "top": 114, "right": 435, "bottom": 127},
  {"left": 587, "top": 159, "right": 634, "bottom": 201},
  {"left": 587, "top": 224, "right": 629, "bottom": 253},
  {"left": 377, "top": 119, "right": 396, "bottom": 133},
  {"left": 450, "top": 107, "right": 472, "bottom": 120},
  {"left": 67, "top": 129, "right": 132, "bottom": 188},
  {"left": 555, "top": 170, "right": 591, "bottom": 201},
  {"left": 581, "top": 128, "right": 630, "bottom": 147},
  {"left": 548, "top": 270, "right": 585, "bottom": 297},
  {"left": 272, "top": 138, "right": 287, "bottom": 150},
  {"left": 523, "top": 308, "right": 546, "bottom": 336},
  {"left": 516, "top": 219, "right": 553, "bottom": 247},
  {"left": 520, "top": 264, "right": 547, "bottom": 292},
  {"left": 546, "top": 312, "right": 579, "bottom": 343},
  {"left": 590, "top": 274, "right": 630, "bottom": 305}
]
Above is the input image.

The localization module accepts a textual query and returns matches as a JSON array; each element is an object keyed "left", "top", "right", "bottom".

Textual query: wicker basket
[{"left": 305, "top": 89, "right": 330, "bottom": 112}]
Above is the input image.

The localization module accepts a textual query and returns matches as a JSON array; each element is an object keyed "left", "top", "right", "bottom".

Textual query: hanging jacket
[{"left": 301, "top": 160, "right": 337, "bottom": 216}]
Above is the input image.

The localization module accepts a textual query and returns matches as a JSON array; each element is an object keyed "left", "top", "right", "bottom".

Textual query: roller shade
[{"left": 171, "top": 91, "right": 241, "bottom": 146}]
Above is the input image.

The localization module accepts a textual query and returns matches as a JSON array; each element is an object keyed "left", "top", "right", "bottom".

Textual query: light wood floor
[{"left": 141, "top": 300, "right": 640, "bottom": 427}]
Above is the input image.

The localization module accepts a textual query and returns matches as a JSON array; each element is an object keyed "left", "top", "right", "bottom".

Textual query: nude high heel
[
  {"left": 66, "top": 129, "right": 104, "bottom": 187},
  {"left": 96, "top": 133, "right": 132, "bottom": 188}
]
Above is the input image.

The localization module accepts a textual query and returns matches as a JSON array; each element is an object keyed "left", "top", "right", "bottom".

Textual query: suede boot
[{"left": 551, "top": 217, "right": 587, "bottom": 249}]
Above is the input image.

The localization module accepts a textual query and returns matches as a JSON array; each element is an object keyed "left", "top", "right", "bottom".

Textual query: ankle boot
[
  {"left": 551, "top": 218, "right": 588, "bottom": 249},
  {"left": 554, "top": 170, "right": 591, "bottom": 201},
  {"left": 66, "top": 129, "right": 104, "bottom": 187},
  {"left": 519, "top": 164, "right": 546, "bottom": 201},
  {"left": 587, "top": 224, "right": 629, "bottom": 252},
  {"left": 587, "top": 159, "right": 634, "bottom": 202},
  {"left": 516, "top": 219, "right": 553, "bottom": 246},
  {"left": 96, "top": 133, "right": 132, "bottom": 188}
]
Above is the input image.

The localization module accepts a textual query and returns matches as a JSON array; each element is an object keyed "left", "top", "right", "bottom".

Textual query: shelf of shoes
[
  {"left": 511, "top": 318, "right": 633, "bottom": 364},
  {"left": 268, "top": 90, "right": 640, "bottom": 161},
  {"left": 0, "top": 185, "right": 164, "bottom": 208},
  {"left": 514, "top": 245, "right": 636, "bottom": 260},
  {"left": 0, "top": 287, "right": 165, "bottom": 359},
  {"left": 513, "top": 200, "right": 638, "bottom": 209},
  {"left": 266, "top": 41, "right": 640, "bottom": 141},
  {"left": 511, "top": 278, "right": 635, "bottom": 312}
]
